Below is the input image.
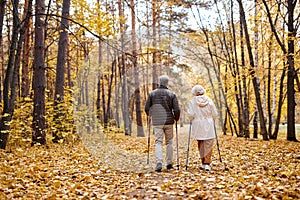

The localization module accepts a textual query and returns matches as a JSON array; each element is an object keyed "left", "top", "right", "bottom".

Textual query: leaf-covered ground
[{"left": 0, "top": 125, "right": 299, "bottom": 199}]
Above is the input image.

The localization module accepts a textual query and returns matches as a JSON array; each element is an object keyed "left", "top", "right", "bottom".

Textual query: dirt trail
[{"left": 80, "top": 124, "right": 212, "bottom": 173}]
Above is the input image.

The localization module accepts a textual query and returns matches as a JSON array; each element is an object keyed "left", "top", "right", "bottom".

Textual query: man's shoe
[
  {"left": 166, "top": 164, "right": 173, "bottom": 170},
  {"left": 155, "top": 163, "right": 162, "bottom": 172},
  {"left": 200, "top": 164, "right": 205, "bottom": 170}
]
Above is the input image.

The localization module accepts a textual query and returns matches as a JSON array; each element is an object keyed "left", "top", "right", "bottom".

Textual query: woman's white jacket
[{"left": 187, "top": 95, "right": 218, "bottom": 140}]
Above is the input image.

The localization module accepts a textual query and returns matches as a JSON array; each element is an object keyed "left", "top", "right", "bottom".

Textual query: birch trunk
[
  {"left": 118, "top": 0, "right": 130, "bottom": 135},
  {"left": 130, "top": 0, "right": 144, "bottom": 137},
  {"left": 152, "top": 0, "right": 158, "bottom": 89}
]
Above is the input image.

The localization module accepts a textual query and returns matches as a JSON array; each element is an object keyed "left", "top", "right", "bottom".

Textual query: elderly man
[{"left": 144, "top": 75, "right": 180, "bottom": 172}]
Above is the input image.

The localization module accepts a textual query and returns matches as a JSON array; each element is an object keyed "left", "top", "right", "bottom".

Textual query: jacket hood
[{"left": 195, "top": 96, "right": 209, "bottom": 107}]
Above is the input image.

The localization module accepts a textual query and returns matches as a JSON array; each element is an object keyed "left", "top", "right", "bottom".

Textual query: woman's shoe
[{"left": 204, "top": 164, "right": 211, "bottom": 171}]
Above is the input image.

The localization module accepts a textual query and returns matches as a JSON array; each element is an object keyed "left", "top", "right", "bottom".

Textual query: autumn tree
[
  {"left": 32, "top": 0, "right": 46, "bottom": 145},
  {"left": 21, "top": 0, "right": 32, "bottom": 98},
  {"left": 262, "top": 0, "right": 299, "bottom": 141},
  {"left": 118, "top": 0, "right": 131, "bottom": 135},
  {"left": 238, "top": 0, "right": 268, "bottom": 140},
  {"left": 0, "top": 0, "right": 6, "bottom": 102},
  {"left": 151, "top": 0, "right": 158, "bottom": 90},
  {"left": 52, "top": 0, "right": 70, "bottom": 143},
  {"left": 185, "top": 1, "right": 236, "bottom": 135},
  {"left": 0, "top": 0, "right": 32, "bottom": 149},
  {"left": 130, "top": 0, "right": 144, "bottom": 137},
  {"left": 96, "top": 0, "right": 103, "bottom": 124},
  {"left": 0, "top": 0, "right": 20, "bottom": 149}
]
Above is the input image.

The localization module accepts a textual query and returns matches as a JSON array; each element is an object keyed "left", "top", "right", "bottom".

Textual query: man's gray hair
[{"left": 159, "top": 75, "right": 169, "bottom": 87}]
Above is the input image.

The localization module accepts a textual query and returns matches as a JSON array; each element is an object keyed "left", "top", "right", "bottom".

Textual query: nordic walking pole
[
  {"left": 147, "top": 116, "right": 151, "bottom": 164},
  {"left": 185, "top": 120, "right": 192, "bottom": 170},
  {"left": 213, "top": 119, "right": 228, "bottom": 170},
  {"left": 175, "top": 121, "right": 179, "bottom": 170},
  {"left": 213, "top": 119, "right": 222, "bottom": 162}
]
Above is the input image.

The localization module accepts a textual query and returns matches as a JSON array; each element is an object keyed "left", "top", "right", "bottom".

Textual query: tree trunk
[
  {"left": 21, "top": 0, "right": 31, "bottom": 97},
  {"left": 0, "top": 0, "right": 31, "bottom": 149},
  {"left": 286, "top": 0, "right": 297, "bottom": 141},
  {"left": 152, "top": 0, "right": 158, "bottom": 90},
  {"left": 145, "top": 0, "right": 150, "bottom": 96},
  {"left": 0, "top": 0, "right": 6, "bottom": 101},
  {"left": 238, "top": 0, "right": 268, "bottom": 140},
  {"left": 53, "top": 0, "right": 70, "bottom": 143},
  {"left": 253, "top": 0, "right": 260, "bottom": 139},
  {"left": 105, "top": 59, "right": 115, "bottom": 127},
  {"left": 66, "top": 42, "right": 72, "bottom": 88},
  {"left": 267, "top": 36, "right": 273, "bottom": 139},
  {"left": 54, "top": 0, "right": 69, "bottom": 101},
  {"left": 0, "top": 0, "right": 20, "bottom": 149},
  {"left": 261, "top": 0, "right": 298, "bottom": 141},
  {"left": 32, "top": 0, "right": 46, "bottom": 145},
  {"left": 85, "top": 79, "right": 89, "bottom": 107},
  {"left": 96, "top": 73, "right": 101, "bottom": 121},
  {"left": 118, "top": 0, "right": 130, "bottom": 135},
  {"left": 115, "top": 57, "right": 120, "bottom": 128},
  {"left": 238, "top": 12, "right": 250, "bottom": 138},
  {"left": 272, "top": 68, "right": 286, "bottom": 139},
  {"left": 96, "top": 34, "right": 102, "bottom": 121},
  {"left": 83, "top": 42, "right": 89, "bottom": 108},
  {"left": 101, "top": 74, "right": 106, "bottom": 125},
  {"left": 103, "top": 32, "right": 112, "bottom": 127},
  {"left": 215, "top": 0, "right": 239, "bottom": 136},
  {"left": 130, "top": 0, "right": 144, "bottom": 137}
]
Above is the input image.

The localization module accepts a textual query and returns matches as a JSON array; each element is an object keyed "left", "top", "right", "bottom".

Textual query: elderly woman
[{"left": 187, "top": 85, "right": 218, "bottom": 171}]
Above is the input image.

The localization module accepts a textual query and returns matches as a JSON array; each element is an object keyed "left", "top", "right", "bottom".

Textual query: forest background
[
  {"left": 0, "top": 0, "right": 299, "bottom": 148},
  {"left": 0, "top": 0, "right": 299, "bottom": 199}
]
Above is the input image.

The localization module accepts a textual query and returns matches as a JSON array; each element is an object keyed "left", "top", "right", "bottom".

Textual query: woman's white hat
[{"left": 191, "top": 85, "right": 206, "bottom": 96}]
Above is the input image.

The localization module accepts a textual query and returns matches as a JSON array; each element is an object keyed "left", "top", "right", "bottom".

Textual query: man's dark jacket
[{"left": 144, "top": 85, "right": 180, "bottom": 126}]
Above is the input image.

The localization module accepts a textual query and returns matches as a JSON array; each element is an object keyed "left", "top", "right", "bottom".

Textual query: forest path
[
  {"left": 1, "top": 123, "right": 299, "bottom": 199},
  {"left": 81, "top": 123, "right": 213, "bottom": 173},
  {"left": 78, "top": 123, "right": 300, "bottom": 199}
]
